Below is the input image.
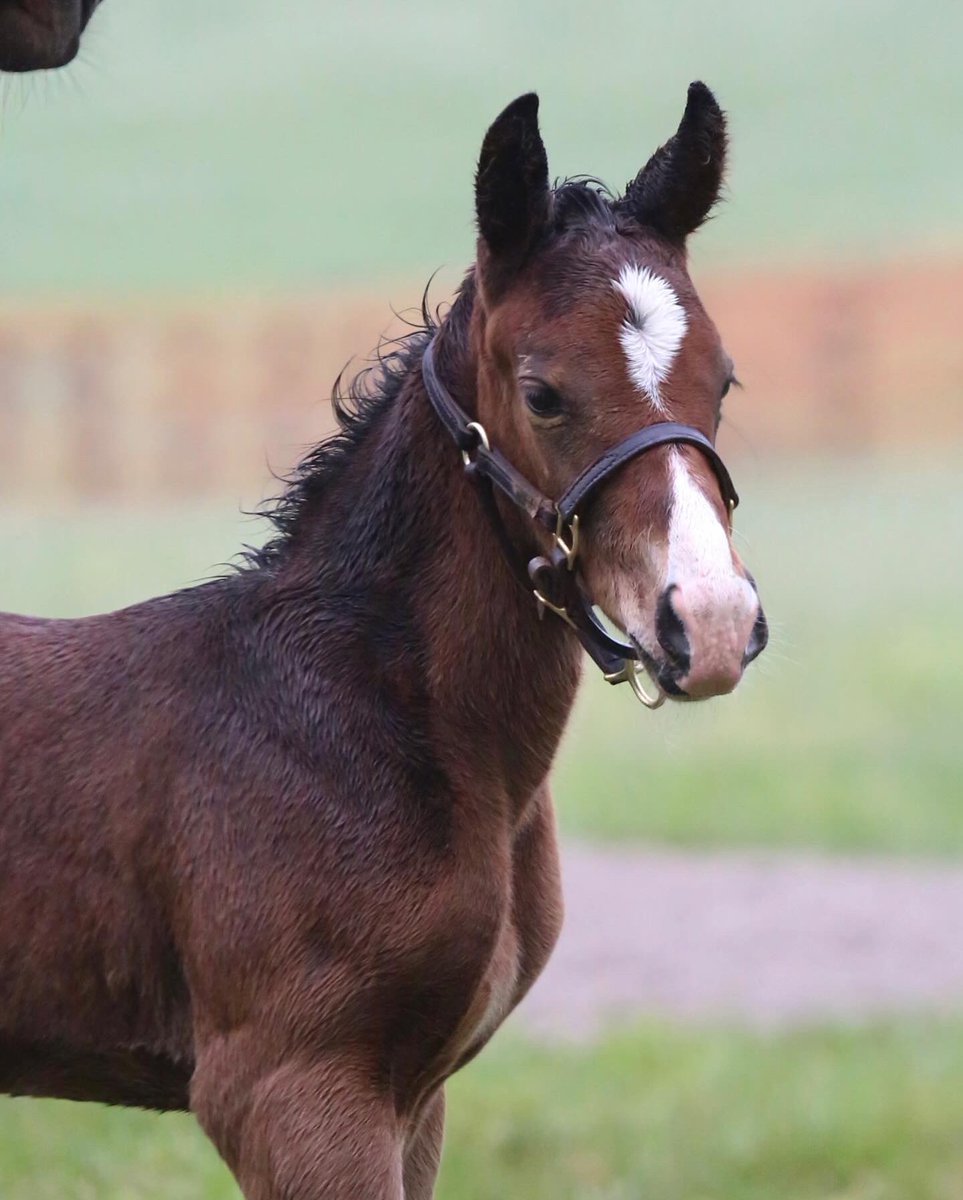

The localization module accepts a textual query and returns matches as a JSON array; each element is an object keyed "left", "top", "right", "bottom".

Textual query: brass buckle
[
  {"left": 532, "top": 587, "right": 578, "bottom": 631},
  {"left": 603, "top": 660, "right": 666, "bottom": 709},
  {"left": 461, "top": 421, "right": 490, "bottom": 467},
  {"left": 553, "top": 512, "right": 580, "bottom": 570}
]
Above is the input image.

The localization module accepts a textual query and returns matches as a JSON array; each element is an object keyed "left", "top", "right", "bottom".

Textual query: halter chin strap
[{"left": 421, "top": 337, "right": 739, "bottom": 708}]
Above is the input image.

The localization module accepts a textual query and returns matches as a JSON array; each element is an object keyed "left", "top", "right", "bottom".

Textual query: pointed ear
[
  {"left": 475, "top": 93, "right": 550, "bottom": 296},
  {"left": 620, "top": 81, "right": 727, "bottom": 244}
]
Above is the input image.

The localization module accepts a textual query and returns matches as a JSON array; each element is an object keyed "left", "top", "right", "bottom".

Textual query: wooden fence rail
[{"left": 1, "top": 260, "right": 960, "bottom": 504}]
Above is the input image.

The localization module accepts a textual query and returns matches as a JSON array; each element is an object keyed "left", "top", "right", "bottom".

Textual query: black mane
[
  {"left": 246, "top": 315, "right": 435, "bottom": 570},
  {"left": 246, "top": 276, "right": 479, "bottom": 572}
]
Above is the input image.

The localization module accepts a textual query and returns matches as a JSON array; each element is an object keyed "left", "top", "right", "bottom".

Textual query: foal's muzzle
[{"left": 655, "top": 582, "right": 767, "bottom": 700}]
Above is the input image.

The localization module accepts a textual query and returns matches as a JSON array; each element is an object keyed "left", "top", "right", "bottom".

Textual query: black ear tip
[
  {"left": 620, "top": 81, "right": 727, "bottom": 241},
  {"left": 475, "top": 90, "right": 550, "bottom": 274},
  {"left": 496, "top": 91, "right": 540, "bottom": 124},
  {"left": 687, "top": 80, "right": 714, "bottom": 101},
  {"left": 685, "top": 81, "right": 723, "bottom": 120}
]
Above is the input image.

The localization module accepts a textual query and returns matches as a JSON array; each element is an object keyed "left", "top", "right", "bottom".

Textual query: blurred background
[{"left": 2, "top": 1, "right": 962, "bottom": 1197}]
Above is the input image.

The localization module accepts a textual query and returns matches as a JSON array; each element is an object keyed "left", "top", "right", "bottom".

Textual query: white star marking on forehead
[{"left": 613, "top": 264, "right": 688, "bottom": 413}]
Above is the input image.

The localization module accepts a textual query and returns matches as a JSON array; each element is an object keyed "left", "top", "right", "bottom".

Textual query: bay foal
[{"left": 0, "top": 84, "right": 765, "bottom": 1197}]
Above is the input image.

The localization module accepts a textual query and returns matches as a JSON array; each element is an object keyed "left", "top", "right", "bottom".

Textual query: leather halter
[{"left": 421, "top": 338, "right": 739, "bottom": 706}]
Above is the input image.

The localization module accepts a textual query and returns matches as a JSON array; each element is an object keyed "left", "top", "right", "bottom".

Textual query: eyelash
[
  {"left": 524, "top": 384, "right": 565, "bottom": 419},
  {"left": 716, "top": 376, "right": 740, "bottom": 431}
]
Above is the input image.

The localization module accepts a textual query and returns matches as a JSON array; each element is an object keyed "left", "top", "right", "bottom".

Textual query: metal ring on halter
[
  {"left": 460, "top": 421, "right": 490, "bottom": 467},
  {"left": 603, "top": 660, "right": 666, "bottom": 709}
]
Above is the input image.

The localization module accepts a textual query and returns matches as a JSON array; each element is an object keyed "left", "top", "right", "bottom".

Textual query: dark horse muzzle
[{"left": 0, "top": 0, "right": 100, "bottom": 72}]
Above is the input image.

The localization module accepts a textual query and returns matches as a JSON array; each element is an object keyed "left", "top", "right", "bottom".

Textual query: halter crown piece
[{"left": 421, "top": 338, "right": 739, "bottom": 709}]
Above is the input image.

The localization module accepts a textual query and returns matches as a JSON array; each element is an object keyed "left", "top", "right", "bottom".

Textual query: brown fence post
[
  {"left": 156, "top": 320, "right": 223, "bottom": 498},
  {"left": 0, "top": 331, "right": 26, "bottom": 500},
  {"left": 59, "top": 322, "right": 117, "bottom": 499},
  {"left": 813, "top": 277, "right": 875, "bottom": 451}
]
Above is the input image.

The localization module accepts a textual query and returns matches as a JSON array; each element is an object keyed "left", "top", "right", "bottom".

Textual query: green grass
[
  {"left": 442, "top": 1022, "right": 963, "bottom": 1200},
  {"left": 1, "top": 455, "right": 960, "bottom": 854},
  {"left": 1, "top": 0, "right": 962, "bottom": 295},
  {"left": 3, "top": 1020, "right": 963, "bottom": 1198},
  {"left": 555, "top": 455, "right": 963, "bottom": 852},
  {"left": 0, "top": 1099, "right": 236, "bottom": 1200}
]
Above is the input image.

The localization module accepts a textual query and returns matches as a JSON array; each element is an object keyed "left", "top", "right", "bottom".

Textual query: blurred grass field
[
  {"left": 2, "top": 453, "right": 959, "bottom": 854},
  {"left": 2, "top": 0, "right": 963, "bottom": 295},
  {"left": 3, "top": 1020, "right": 963, "bottom": 1200}
]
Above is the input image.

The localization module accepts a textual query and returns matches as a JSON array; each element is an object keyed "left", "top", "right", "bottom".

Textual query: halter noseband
[{"left": 421, "top": 338, "right": 739, "bottom": 708}]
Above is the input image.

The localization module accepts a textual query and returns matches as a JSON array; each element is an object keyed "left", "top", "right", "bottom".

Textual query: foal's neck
[{"left": 269, "top": 303, "right": 582, "bottom": 817}]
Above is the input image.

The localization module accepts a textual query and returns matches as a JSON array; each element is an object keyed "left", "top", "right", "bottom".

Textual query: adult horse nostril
[
  {"left": 656, "top": 586, "right": 690, "bottom": 673},
  {"left": 744, "top": 606, "right": 769, "bottom": 665}
]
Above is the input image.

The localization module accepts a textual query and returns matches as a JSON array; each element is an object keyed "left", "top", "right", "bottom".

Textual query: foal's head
[
  {"left": 0, "top": 0, "right": 101, "bottom": 71},
  {"left": 469, "top": 84, "right": 767, "bottom": 701}
]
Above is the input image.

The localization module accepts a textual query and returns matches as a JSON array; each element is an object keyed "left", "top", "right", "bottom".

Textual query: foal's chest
[
  {"left": 417, "top": 810, "right": 562, "bottom": 1078},
  {"left": 447, "top": 912, "right": 523, "bottom": 1060},
  {"left": 367, "top": 794, "right": 563, "bottom": 1102}
]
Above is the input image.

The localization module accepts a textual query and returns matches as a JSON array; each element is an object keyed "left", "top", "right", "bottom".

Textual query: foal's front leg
[{"left": 192, "top": 1043, "right": 404, "bottom": 1200}]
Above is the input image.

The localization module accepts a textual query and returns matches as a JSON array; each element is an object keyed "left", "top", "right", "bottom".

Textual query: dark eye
[
  {"left": 721, "top": 373, "right": 741, "bottom": 401},
  {"left": 524, "top": 384, "right": 565, "bottom": 420}
]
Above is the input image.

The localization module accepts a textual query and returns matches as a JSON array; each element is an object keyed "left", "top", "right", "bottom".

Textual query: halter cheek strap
[{"left": 421, "top": 338, "right": 739, "bottom": 708}]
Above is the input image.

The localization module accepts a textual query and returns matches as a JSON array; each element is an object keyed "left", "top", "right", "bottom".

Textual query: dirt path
[{"left": 514, "top": 843, "right": 963, "bottom": 1038}]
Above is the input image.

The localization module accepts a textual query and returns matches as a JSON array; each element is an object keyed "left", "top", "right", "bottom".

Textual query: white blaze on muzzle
[
  {"left": 666, "top": 449, "right": 758, "bottom": 693},
  {"left": 666, "top": 450, "right": 735, "bottom": 588}
]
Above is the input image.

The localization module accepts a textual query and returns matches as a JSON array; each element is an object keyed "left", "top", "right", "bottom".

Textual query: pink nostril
[
  {"left": 665, "top": 584, "right": 762, "bottom": 700},
  {"left": 655, "top": 586, "right": 690, "bottom": 673}
]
